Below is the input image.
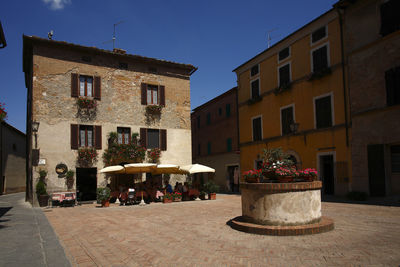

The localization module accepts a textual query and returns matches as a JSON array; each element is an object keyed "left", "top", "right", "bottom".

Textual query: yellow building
[{"left": 233, "top": 9, "right": 351, "bottom": 196}]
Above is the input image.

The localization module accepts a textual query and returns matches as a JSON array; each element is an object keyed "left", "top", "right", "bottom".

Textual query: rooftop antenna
[
  {"left": 48, "top": 30, "right": 54, "bottom": 40},
  {"left": 267, "top": 28, "right": 278, "bottom": 48},
  {"left": 102, "top": 21, "right": 124, "bottom": 49}
]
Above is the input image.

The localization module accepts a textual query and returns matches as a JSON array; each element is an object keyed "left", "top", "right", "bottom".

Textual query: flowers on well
[
  {"left": 243, "top": 169, "right": 262, "bottom": 180},
  {"left": 0, "top": 103, "right": 7, "bottom": 122},
  {"left": 300, "top": 168, "right": 318, "bottom": 178}
]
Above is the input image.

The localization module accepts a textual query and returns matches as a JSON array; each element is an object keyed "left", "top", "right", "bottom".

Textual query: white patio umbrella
[
  {"left": 99, "top": 165, "right": 125, "bottom": 174},
  {"left": 151, "top": 164, "right": 186, "bottom": 175},
  {"left": 124, "top": 163, "right": 157, "bottom": 174},
  {"left": 180, "top": 164, "right": 215, "bottom": 174}
]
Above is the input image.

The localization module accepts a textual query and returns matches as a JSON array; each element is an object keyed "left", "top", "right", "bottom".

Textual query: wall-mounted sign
[
  {"left": 55, "top": 163, "right": 68, "bottom": 177},
  {"left": 38, "top": 158, "right": 46, "bottom": 165}
]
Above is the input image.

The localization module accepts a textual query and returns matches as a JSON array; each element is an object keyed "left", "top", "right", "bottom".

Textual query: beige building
[
  {"left": 0, "top": 122, "right": 26, "bottom": 194},
  {"left": 23, "top": 35, "right": 196, "bottom": 204},
  {"left": 336, "top": 0, "right": 400, "bottom": 196}
]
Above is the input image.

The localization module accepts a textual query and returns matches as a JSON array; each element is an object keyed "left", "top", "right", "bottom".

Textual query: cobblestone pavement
[{"left": 44, "top": 194, "right": 400, "bottom": 267}]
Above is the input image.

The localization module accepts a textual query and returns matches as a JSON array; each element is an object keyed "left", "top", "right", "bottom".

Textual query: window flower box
[
  {"left": 77, "top": 147, "right": 98, "bottom": 167},
  {"left": 0, "top": 103, "right": 7, "bottom": 122}
]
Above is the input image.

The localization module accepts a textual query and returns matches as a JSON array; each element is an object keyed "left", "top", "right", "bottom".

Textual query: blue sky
[{"left": 0, "top": 0, "right": 337, "bottom": 132}]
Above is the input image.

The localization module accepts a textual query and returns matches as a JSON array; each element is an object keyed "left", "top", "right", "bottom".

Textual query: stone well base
[{"left": 228, "top": 216, "right": 334, "bottom": 236}]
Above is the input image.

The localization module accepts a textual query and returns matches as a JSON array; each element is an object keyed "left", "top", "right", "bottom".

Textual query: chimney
[{"left": 113, "top": 48, "right": 126, "bottom": 54}]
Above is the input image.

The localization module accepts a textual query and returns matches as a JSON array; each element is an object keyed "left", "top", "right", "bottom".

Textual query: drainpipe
[{"left": 337, "top": 8, "right": 350, "bottom": 147}]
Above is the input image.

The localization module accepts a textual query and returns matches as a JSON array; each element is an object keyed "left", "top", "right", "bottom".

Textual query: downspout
[{"left": 338, "top": 8, "right": 350, "bottom": 147}]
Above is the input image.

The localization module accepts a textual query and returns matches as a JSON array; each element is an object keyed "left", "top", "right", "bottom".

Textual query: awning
[
  {"left": 151, "top": 164, "right": 186, "bottom": 175},
  {"left": 99, "top": 165, "right": 125, "bottom": 174},
  {"left": 124, "top": 163, "right": 157, "bottom": 174}
]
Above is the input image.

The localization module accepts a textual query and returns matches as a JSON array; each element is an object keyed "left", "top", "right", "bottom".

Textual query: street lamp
[
  {"left": 290, "top": 122, "right": 299, "bottom": 134},
  {"left": 32, "top": 121, "right": 40, "bottom": 149}
]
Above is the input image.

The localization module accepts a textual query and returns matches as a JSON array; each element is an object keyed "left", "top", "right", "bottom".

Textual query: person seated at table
[
  {"left": 175, "top": 182, "right": 183, "bottom": 193},
  {"left": 165, "top": 182, "right": 173, "bottom": 194},
  {"left": 119, "top": 190, "right": 128, "bottom": 205}
]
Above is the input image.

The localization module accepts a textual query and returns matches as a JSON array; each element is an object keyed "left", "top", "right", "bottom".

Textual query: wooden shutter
[
  {"left": 385, "top": 66, "right": 400, "bottom": 106},
  {"left": 71, "top": 124, "right": 79, "bottom": 149},
  {"left": 368, "top": 144, "right": 386, "bottom": 197},
  {"left": 279, "top": 65, "right": 290, "bottom": 86},
  {"left": 141, "top": 83, "right": 147, "bottom": 105},
  {"left": 94, "top": 76, "right": 101, "bottom": 100},
  {"left": 281, "top": 107, "right": 293, "bottom": 135},
  {"left": 95, "top": 125, "right": 102, "bottom": 149},
  {"left": 140, "top": 128, "right": 147, "bottom": 148},
  {"left": 160, "top": 129, "right": 167, "bottom": 151},
  {"left": 159, "top": 85, "right": 165, "bottom": 106},
  {"left": 315, "top": 96, "right": 332, "bottom": 129},
  {"left": 71, "top": 73, "right": 79, "bottom": 97}
]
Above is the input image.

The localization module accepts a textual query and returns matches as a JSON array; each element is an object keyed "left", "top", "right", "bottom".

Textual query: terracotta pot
[
  {"left": 302, "top": 176, "right": 314, "bottom": 182},
  {"left": 38, "top": 195, "right": 49, "bottom": 207},
  {"left": 101, "top": 200, "right": 110, "bottom": 207},
  {"left": 208, "top": 193, "right": 216, "bottom": 200},
  {"left": 277, "top": 176, "right": 294, "bottom": 183},
  {"left": 245, "top": 177, "right": 260, "bottom": 183},
  {"left": 163, "top": 198, "right": 172, "bottom": 203},
  {"left": 199, "top": 194, "right": 206, "bottom": 200},
  {"left": 173, "top": 198, "right": 182, "bottom": 202}
]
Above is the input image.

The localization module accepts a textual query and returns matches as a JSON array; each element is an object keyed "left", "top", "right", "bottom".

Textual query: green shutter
[
  {"left": 207, "top": 142, "right": 211, "bottom": 155},
  {"left": 226, "top": 104, "right": 231, "bottom": 118},
  {"left": 227, "top": 138, "right": 232, "bottom": 152},
  {"left": 207, "top": 113, "right": 211, "bottom": 125}
]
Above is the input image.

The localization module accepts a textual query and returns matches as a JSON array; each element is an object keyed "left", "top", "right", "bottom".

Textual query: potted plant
[
  {"left": 0, "top": 102, "right": 7, "bottom": 122},
  {"left": 163, "top": 193, "right": 173, "bottom": 203},
  {"left": 65, "top": 170, "right": 75, "bottom": 190},
  {"left": 131, "top": 132, "right": 139, "bottom": 144},
  {"left": 243, "top": 169, "right": 262, "bottom": 183},
  {"left": 204, "top": 180, "right": 219, "bottom": 200},
  {"left": 77, "top": 147, "right": 98, "bottom": 167},
  {"left": 275, "top": 166, "right": 297, "bottom": 183},
  {"left": 96, "top": 187, "right": 111, "bottom": 207},
  {"left": 39, "top": 169, "right": 48, "bottom": 179},
  {"left": 199, "top": 191, "right": 206, "bottom": 200},
  {"left": 147, "top": 148, "right": 161, "bottom": 163},
  {"left": 36, "top": 179, "right": 49, "bottom": 207},
  {"left": 299, "top": 168, "right": 317, "bottom": 182},
  {"left": 172, "top": 192, "right": 182, "bottom": 202}
]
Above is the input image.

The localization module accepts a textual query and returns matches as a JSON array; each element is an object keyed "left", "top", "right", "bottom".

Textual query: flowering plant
[
  {"left": 77, "top": 97, "right": 97, "bottom": 109},
  {"left": 274, "top": 166, "right": 298, "bottom": 177},
  {"left": 77, "top": 147, "right": 98, "bottom": 167},
  {"left": 0, "top": 103, "right": 7, "bottom": 122},
  {"left": 243, "top": 169, "right": 262, "bottom": 179},
  {"left": 145, "top": 105, "right": 162, "bottom": 114},
  {"left": 172, "top": 192, "right": 182, "bottom": 199},
  {"left": 103, "top": 132, "right": 146, "bottom": 166},
  {"left": 147, "top": 148, "right": 161, "bottom": 163},
  {"left": 164, "top": 193, "right": 173, "bottom": 200},
  {"left": 299, "top": 168, "right": 317, "bottom": 177}
]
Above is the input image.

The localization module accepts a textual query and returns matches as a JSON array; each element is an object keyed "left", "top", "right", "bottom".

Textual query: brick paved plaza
[{"left": 44, "top": 194, "right": 400, "bottom": 266}]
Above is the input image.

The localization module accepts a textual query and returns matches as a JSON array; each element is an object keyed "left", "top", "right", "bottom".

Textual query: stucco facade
[
  {"left": 23, "top": 36, "right": 196, "bottom": 204},
  {"left": 0, "top": 122, "right": 26, "bottom": 194},
  {"left": 338, "top": 0, "right": 400, "bottom": 196},
  {"left": 234, "top": 9, "right": 352, "bottom": 196},
  {"left": 191, "top": 88, "right": 240, "bottom": 192}
]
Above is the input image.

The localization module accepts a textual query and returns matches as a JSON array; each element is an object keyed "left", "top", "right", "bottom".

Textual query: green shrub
[
  {"left": 96, "top": 187, "right": 111, "bottom": 202},
  {"left": 36, "top": 180, "right": 47, "bottom": 196},
  {"left": 38, "top": 169, "right": 47, "bottom": 178},
  {"left": 346, "top": 191, "right": 368, "bottom": 201},
  {"left": 66, "top": 170, "right": 74, "bottom": 179},
  {"left": 204, "top": 180, "right": 220, "bottom": 194}
]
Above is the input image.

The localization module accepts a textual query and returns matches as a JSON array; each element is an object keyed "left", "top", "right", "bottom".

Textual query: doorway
[
  {"left": 227, "top": 165, "right": 239, "bottom": 193},
  {"left": 319, "top": 154, "right": 335, "bottom": 195},
  {"left": 76, "top": 168, "right": 97, "bottom": 201}
]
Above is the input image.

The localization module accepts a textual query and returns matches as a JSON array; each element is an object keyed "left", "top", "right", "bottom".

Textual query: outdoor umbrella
[
  {"left": 99, "top": 165, "right": 125, "bottom": 174},
  {"left": 124, "top": 163, "right": 157, "bottom": 174},
  {"left": 180, "top": 164, "right": 215, "bottom": 174},
  {"left": 151, "top": 164, "right": 186, "bottom": 175}
]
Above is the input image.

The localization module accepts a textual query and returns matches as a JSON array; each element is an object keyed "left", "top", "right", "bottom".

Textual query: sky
[{"left": 0, "top": 0, "right": 337, "bottom": 133}]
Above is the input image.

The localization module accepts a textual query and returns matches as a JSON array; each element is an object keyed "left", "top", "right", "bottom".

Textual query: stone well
[{"left": 229, "top": 181, "right": 334, "bottom": 235}]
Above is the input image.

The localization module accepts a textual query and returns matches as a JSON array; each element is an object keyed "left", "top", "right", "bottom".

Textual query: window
[
  {"left": 311, "top": 26, "right": 327, "bottom": 43},
  {"left": 79, "top": 76, "right": 93, "bottom": 97},
  {"left": 281, "top": 105, "right": 294, "bottom": 135},
  {"left": 227, "top": 138, "right": 232, "bottom": 152},
  {"left": 252, "top": 116, "right": 262, "bottom": 141},
  {"left": 226, "top": 103, "right": 231, "bottom": 118},
  {"left": 391, "top": 145, "right": 400, "bottom": 173},
  {"left": 380, "top": 0, "right": 400, "bottom": 36},
  {"left": 385, "top": 66, "right": 400, "bottom": 106},
  {"left": 279, "top": 63, "right": 291, "bottom": 88},
  {"left": 79, "top": 125, "right": 94, "bottom": 147},
  {"left": 315, "top": 95, "right": 333, "bottom": 129},
  {"left": 198, "top": 143, "right": 201, "bottom": 156},
  {"left": 218, "top": 108, "right": 222, "bottom": 116},
  {"left": 251, "top": 65, "right": 259, "bottom": 76},
  {"left": 147, "top": 129, "right": 160, "bottom": 149},
  {"left": 251, "top": 79, "right": 260, "bottom": 99},
  {"left": 312, "top": 44, "right": 329, "bottom": 73},
  {"left": 147, "top": 85, "right": 158, "bottom": 105},
  {"left": 117, "top": 127, "right": 131, "bottom": 144},
  {"left": 207, "top": 142, "right": 211, "bottom": 155},
  {"left": 140, "top": 128, "right": 167, "bottom": 150},
  {"left": 279, "top": 47, "right": 290, "bottom": 61},
  {"left": 207, "top": 113, "right": 211, "bottom": 125},
  {"left": 197, "top": 116, "right": 201, "bottom": 129}
]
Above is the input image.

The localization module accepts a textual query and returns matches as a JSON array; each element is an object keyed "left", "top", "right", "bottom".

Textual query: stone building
[
  {"left": 191, "top": 87, "right": 240, "bottom": 192},
  {"left": 336, "top": 0, "right": 400, "bottom": 196},
  {"left": 0, "top": 122, "right": 26, "bottom": 194},
  {"left": 23, "top": 35, "right": 196, "bottom": 204},
  {"left": 233, "top": 8, "right": 352, "bottom": 196}
]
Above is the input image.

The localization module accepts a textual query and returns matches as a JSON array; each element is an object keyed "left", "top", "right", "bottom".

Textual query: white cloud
[{"left": 42, "top": 0, "right": 71, "bottom": 10}]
